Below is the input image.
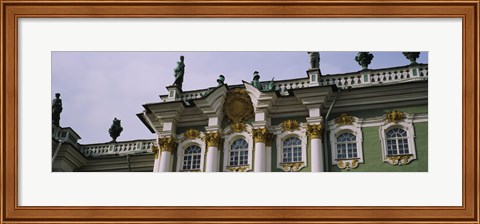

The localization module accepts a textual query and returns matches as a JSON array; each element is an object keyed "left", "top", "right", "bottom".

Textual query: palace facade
[{"left": 52, "top": 53, "right": 428, "bottom": 172}]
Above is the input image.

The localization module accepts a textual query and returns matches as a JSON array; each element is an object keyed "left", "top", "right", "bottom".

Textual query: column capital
[
  {"left": 252, "top": 128, "right": 269, "bottom": 143},
  {"left": 158, "top": 135, "right": 177, "bottom": 153},
  {"left": 307, "top": 124, "right": 324, "bottom": 139},
  {"left": 152, "top": 145, "right": 160, "bottom": 159},
  {"left": 205, "top": 131, "right": 221, "bottom": 148}
]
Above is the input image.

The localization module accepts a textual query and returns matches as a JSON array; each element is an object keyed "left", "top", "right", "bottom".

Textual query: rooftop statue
[
  {"left": 355, "top": 52, "right": 374, "bottom": 70},
  {"left": 52, "top": 93, "right": 63, "bottom": 126},
  {"left": 109, "top": 118, "right": 123, "bottom": 142},
  {"left": 217, "top": 75, "right": 225, "bottom": 86},
  {"left": 251, "top": 71, "right": 274, "bottom": 92},
  {"left": 307, "top": 52, "right": 320, "bottom": 69},
  {"left": 402, "top": 52, "right": 420, "bottom": 65},
  {"left": 173, "top": 56, "right": 185, "bottom": 90},
  {"left": 251, "top": 71, "right": 262, "bottom": 90}
]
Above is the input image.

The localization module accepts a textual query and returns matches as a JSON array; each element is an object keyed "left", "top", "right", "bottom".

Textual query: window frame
[
  {"left": 222, "top": 124, "right": 254, "bottom": 172},
  {"left": 275, "top": 126, "right": 308, "bottom": 172},
  {"left": 379, "top": 121, "right": 417, "bottom": 165},
  {"left": 181, "top": 145, "right": 203, "bottom": 171},
  {"left": 329, "top": 118, "right": 364, "bottom": 167},
  {"left": 176, "top": 136, "right": 206, "bottom": 172}
]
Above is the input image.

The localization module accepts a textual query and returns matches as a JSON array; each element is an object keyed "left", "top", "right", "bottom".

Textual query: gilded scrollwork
[
  {"left": 386, "top": 154, "right": 414, "bottom": 165},
  {"left": 307, "top": 124, "right": 324, "bottom": 139},
  {"left": 280, "top": 162, "right": 304, "bottom": 172},
  {"left": 337, "top": 159, "right": 359, "bottom": 171},
  {"left": 280, "top": 119, "right": 300, "bottom": 132},
  {"left": 227, "top": 166, "right": 249, "bottom": 172},
  {"left": 204, "top": 131, "right": 221, "bottom": 148},
  {"left": 158, "top": 136, "right": 177, "bottom": 153},
  {"left": 335, "top": 113, "right": 354, "bottom": 126},
  {"left": 152, "top": 145, "right": 159, "bottom": 159},
  {"left": 224, "top": 88, "right": 254, "bottom": 124},
  {"left": 386, "top": 110, "right": 405, "bottom": 124},
  {"left": 252, "top": 128, "right": 269, "bottom": 143},
  {"left": 230, "top": 123, "right": 246, "bottom": 133},
  {"left": 183, "top": 129, "right": 201, "bottom": 140}
]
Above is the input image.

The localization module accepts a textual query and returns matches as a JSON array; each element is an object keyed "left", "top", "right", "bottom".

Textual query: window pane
[
  {"left": 282, "top": 137, "right": 302, "bottom": 163},
  {"left": 386, "top": 128, "right": 409, "bottom": 155}
]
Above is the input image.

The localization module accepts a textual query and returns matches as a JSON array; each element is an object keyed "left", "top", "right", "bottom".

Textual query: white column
[
  {"left": 311, "top": 138, "right": 324, "bottom": 172},
  {"left": 254, "top": 142, "right": 266, "bottom": 172},
  {"left": 153, "top": 158, "right": 160, "bottom": 172},
  {"left": 205, "top": 146, "right": 218, "bottom": 172},
  {"left": 308, "top": 124, "right": 324, "bottom": 172},
  {"left": 159, "top": 151, "right": 172, "bottom": 172},
  {"left": 157, "top": 135, "right": 176, "bottom": 172},
  {"left": 204, "top": 131, "right": 221, "bottom": 172}
]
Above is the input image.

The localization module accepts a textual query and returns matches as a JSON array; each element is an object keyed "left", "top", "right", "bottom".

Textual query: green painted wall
[
  {"left": 329, "top": 105, "right": 427, "bottom": 119},
  {"left": 326, "top": 105, "right": 428, "bottom": 172},
  {"left": 329, "top": 122, "right": 428, "bottom": 172}
]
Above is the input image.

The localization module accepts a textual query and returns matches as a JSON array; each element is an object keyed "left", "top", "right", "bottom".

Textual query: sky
[{"left": 52, "top": 52, "right": 428, "bottom": 144}]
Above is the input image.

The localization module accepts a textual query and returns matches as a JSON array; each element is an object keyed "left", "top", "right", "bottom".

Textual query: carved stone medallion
[{"left": 224, "top": 88, "right": 254, "bottom": 124}]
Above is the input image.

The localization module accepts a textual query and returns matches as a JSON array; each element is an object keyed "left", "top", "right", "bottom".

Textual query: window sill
[
  {"left": 226, "top": 165, "right": 250, "bottom": 172},
  {"left": 385, "top": 154, "right": 415, "bottom": 165},
  {"left": 279, "top": 162, "right": 305, "bottom": 172},
  {"left": 179, "top": 169, "right": 201, "bottom": 172}
]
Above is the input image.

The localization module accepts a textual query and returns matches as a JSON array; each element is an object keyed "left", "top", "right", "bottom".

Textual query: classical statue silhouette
[
  {"left": 52, "top": 93, "right": 63, "bottom": 126},
  {"left": 307, "top": 52, "right": 320, "bottom": 69},
  {"left": 109, "top": 118, "right": 123, "bottom": 142},
  {"left": 173, "top": 56, "right": 185, "bottom": 90},
  {"left": 251, "top": 71, "right": 274, "bottom": 92},
  {"left": 217, "top": 75, "right": 225, "bottom": 86}
]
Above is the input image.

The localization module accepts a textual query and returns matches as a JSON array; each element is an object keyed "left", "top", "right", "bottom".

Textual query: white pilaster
[
  {"left": 311, "top": 138, "right": 324, "bottom": 172},
  {"left": 153, "top": 158, "right": 160, "bottom": 172},
  {"left": 254, "top": 142, "right": 266, "bottom": 172},
  {"left": 205, "top": 146, "right": 219, "bottom": 172},
  {"left": 159, "top": 151, "right": 172, "bottom": 172}
]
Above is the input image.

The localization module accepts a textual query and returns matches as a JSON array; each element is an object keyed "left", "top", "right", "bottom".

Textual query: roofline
[{"left": 136, "top": 113, "right": 156, "bottom": 134}]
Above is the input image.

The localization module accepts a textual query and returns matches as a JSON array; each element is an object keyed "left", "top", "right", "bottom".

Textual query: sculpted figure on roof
[{"left": 173, "top": 55, "right": 185, "bottom": 90}]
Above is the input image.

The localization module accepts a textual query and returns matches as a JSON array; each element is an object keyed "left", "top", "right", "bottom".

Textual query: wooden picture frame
[{"left": 1, "top": 0, "right": 478, "bottom": 223}]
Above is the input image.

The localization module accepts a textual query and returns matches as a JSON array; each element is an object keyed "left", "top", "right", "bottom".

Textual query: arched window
[
  {"left": 182, "top": 145, "right": 202, "bottom": 170},
  {"left": 229, "top": 138, "right": 249, "bottom": 166},
  {"left": 386, "top": 128, "right": 409, "bottom": 155},
  {"left": 379, "top": 119, "right": 417, "bottom": 166},
  {"left": 336, "top": 133, "right": 358, "bottom": 159},
  {"left": 282, "top": 136, "right": 302, "bottom": 163}
]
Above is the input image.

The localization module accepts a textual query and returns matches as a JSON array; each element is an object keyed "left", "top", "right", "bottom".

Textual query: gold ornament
[
  {"left": 280, "top": 162, "right": 304, "bottom": 172},
  {"left": 224, "top": 88, "right": 254, "bottom": 124},
  {"left": 230, "top": 123, "right": 246, "bottom": 133},
  {"left": 152, "top": 145, "right": 159, "bottom": 159},
  {"left": 337, "top": 159, "right": 359, "bottom": 170},
  {"left": 386, "top": 155, "right": 413, "bottom": 165},
  {"left": 183, "top": 129, "right": 200, "bottom": 140},
  {"left": 280, "top": 119, "right": 300, "bottom": 132},
  {"left": 386, "top": 110, "right": 405, "bottom": 123},
  {"left": 307, "top": 124, "right": 324, "bottom": 139},
  {"left": 158, "top": 136, "right": 177, "bottom": 153},
  {"left": 252, "top": 128, "right": 269, "bottom": 143},
  {"left": 204, "top": 131, "right": 221, "bottom": 148},
  {"left": 335, "top": 113, "right": 354, "bottom": 126},
  {"left": 227, "top": 166, "right": 249, "bottom": 172}
]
